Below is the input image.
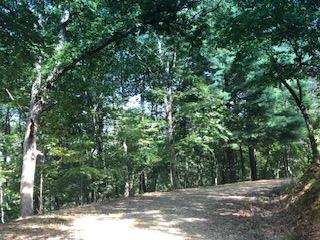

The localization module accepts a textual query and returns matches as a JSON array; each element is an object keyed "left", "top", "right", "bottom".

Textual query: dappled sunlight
[
  {"left": 0, "top": 179, "right": 290, "bottom": 240},
  {"left": 71, "top": 214, "right": 186, "bottom": 240},
  {"left": 219, "top": 195, "right": 257, "bottom": 201}
]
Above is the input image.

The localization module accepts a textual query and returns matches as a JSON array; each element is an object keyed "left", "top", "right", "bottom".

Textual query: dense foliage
[{"left": 0, "top": 0, "right": 319, "bottom": 221}]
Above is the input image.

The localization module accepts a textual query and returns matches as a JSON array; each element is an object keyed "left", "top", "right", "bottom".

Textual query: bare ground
[{"left": 0, "top": 179, "right": 291, "bottom": 240}]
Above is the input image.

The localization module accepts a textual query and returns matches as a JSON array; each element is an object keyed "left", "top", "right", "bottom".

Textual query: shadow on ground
[{"left": 0, "top": 179, "right": 290, "bottom": 240}]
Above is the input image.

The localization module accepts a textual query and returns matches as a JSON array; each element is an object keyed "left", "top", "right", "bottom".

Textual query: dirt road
[{"left": 0, "top": 179, "right": 290, "bottom": 240}]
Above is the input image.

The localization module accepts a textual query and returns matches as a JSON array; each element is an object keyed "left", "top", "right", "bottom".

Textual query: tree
[
  {"left": 215, "top": 0, "right": 320, "bottom": 163},
  {"left": 0, "top": 0, "right": 201, "bottom": 217}
]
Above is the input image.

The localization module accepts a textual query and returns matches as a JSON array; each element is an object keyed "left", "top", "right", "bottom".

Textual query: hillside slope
[{"left": 0, "top": 179, "right": 291, "bottom": 240}]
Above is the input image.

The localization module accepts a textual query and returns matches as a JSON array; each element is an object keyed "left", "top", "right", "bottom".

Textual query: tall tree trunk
[
  {"left": 196, "top": 160, "right": 204, "bottom": 187},
  {"left": 20, "top": 57, "right": 44, "bottom": 217},
  {"left": 123, "top": 140, "right": 134, "bottom": 197},
  {"left": 239, "top": 145, "right": 246, "bottom": 180},
  {"left": 151, "top": 169, "right": 158, "bottom": 192},
  {"left": 299, "top": 105, "right": 319, "bottom": 162},
  {"left": 157, "top": 38, "right": 180, "bottom": 189},
  {"left": 165, "top": 89, "right": 181, "bottom": 189},
  {"left": 283, "top": 146, "right": 289, "bottom": 178},
  {"left": 212, "top": 151, "right": 219, "bottom": 186},
  {"left": 38, "top": 171, "right": 43, "bottom": 214},
  {"left": 139, "top": 76, "right": 148, "bottom": 194},
  {"left": 0, "top": 186, "right": 4, "bottom": 223},
  {"left": 262, "top": 148, "right": 271, "bottom": 179},
  {"left": 209, "top": 155, "right": 215, "bottom": 186},
  {"left": 271, "top": 56, "right": 320, "bottom": 163},
  {"left": 123, "top": 140, "right": 130, "bottom": 198},
  {"left": 248, "top": 146, "right": 258, "bottom": 181},
  {"left": 226, "top": 147, "right": 237, "bottom": 183},
  {"left": 3, "top": 107, "right": 10, "bottom": 165},
  {"left": 20, "top": 61, "right": 43, "bottom": 217},
  {"left": 20, "top": 117, "right": 39, "bottom": 217},
  {"left": 123, "top": 177, "right": 130, "bottom": 198},
  {"left": 184, "top": 160, "right": 189, "bottom": 188},
  {"left": 139, "top": 171, "right": 147, "bottom": 194}
]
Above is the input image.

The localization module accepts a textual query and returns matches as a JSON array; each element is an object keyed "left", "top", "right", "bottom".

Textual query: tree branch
[
  {"left": 42, "top": 27, "right": 137, "bottom": 95},
  {"left": 296, "top": 79, "right": 303, "bottom": 103},
  {"left": 5, "top": 88, "right": 27, "bottom": 119},
  {"left": 269, "top": 54, "right": 302, "bottom": 108},
  {"left": 37, "top": 1, "right": 206, "bottom": 110}
]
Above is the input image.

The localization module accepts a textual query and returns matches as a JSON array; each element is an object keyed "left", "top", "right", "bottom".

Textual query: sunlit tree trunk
[
  {"left": 123, "top": 140, "right": 134, "bottom": 197},
  {"left": 20, "top": 61, "right": 43, "bottom": 217},
  {"left": 165, "top": 89, "right": 181, "bottom": 189},
  {"left": 213, "top": 151, "right": 220, "bottom": 186},
  {"left": 38, "top": 171, "right": 43, "bottom": 214},
  {"left": 157, "top": 38, "right": 181, "bottom": 189}
]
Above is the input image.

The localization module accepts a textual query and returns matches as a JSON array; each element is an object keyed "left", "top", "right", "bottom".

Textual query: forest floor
[{"left": 0, "top": 179, "right": 293, "bottom": 240}]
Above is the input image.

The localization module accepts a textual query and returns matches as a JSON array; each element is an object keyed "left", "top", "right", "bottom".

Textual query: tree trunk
[
  {"left": 226, "top": 147, "right": 237, "bottom": 183},
  {"left": 0, "top": 186, "right": 4, "bottom": 223},
  {"left": 124, "top": 179, "right": 130, "bottom": 198},
  {"left": 139, "top": 171, "right": 147, "bottom": 194},
  {"left": 283, "top": 146, "right": 289, "bottom": 178},
  {"left": 212, "top": 151, "right": 219, "bottom": 186},
  {"left": 123, "top": 140, "right": 130, "bottom": 198},
  {"left": 3, "top": 107, "right": 10, "bottom": 165},
  {"left": 152, "top": 171, "right": 158, "bottom": 192},
  {"left": 276, "top": 72, "right": 319, "bottom": 163},
  {"left": 184, "top": 160, "right": 189, "bottom": 188},
  {"left": 239, "top": 145, "right": 246, "bottom": 180},
  {"left": 54, "top": 196, "right": 61, "bottom": 210},
  {"left": 38, "top": 171, "right": 43, "bottom": 214},
  {"left": 209, "top": 155, "right": 215, "bottom": 186},
  {"left": 20, "top": 60, "right": 44, "bottom": 217},
  {"left": 299, "top": 105, "right": 319, "bottom": 163},
  {"left": 262, "top": 148, "right": 271, "bottom": 179},
  {"left": 157, "top": 38, "right": 180, "bottom": 189},
  {"left": 165, "top": 89, "right": 181, "bottom": 189},
  {"left": 248, "top": 146, "right": 258, "bottom": 181},
  {"left": 197, "top": 160, "right": 204, "bottom": 187},
  {"left": 20, "top": 112, "right": 41, "bottom": 217}
]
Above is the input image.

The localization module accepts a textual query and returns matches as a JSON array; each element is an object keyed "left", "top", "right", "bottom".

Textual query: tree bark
[
  {"left": 196, "top": 160, "right": 204, "bottom": 187},
  {"left": 38, "top": 171, "right": 43, "bottom": 214},
  {"left": 123, "top": 140, "right": 130, "bottom": 198},
  {"left": 139, "top": 171, "right": 147, "bottom": 194},
  {"left": 212, "top": 151, "right": 219, "bottom": 186},
  {"left": 20, "top": 60, "right": 44, "bottom": 217},
  {"left": 184, "top": 160, "right": 189, "bottom": 188},
  {"left": 248, "top": 146, "right": 258, "bottom": 181},
  {"left": 0, "top": 186, "right": 4, "bottom": 223},
  {"left": 157, "top": 38, "right": 180, "bottom": 190},
  {"left": 262, "top": 148, "right": 271, "bottom": 179},
  {"left": 283, "top": 146, "right": 289, "bottom": 178},
  {"left": 226, "top": 147, "right": 237, "bottom": 183},
  {"left": 299, "top": 105, "right": 319, "bottom": 162},
  {"left": 209, "top": 155, "right": 215, "bottom": 186},
  {"left": 239, "top": 145, "right": 246, "bottom": 180},
  {"left": 20, "top": 86, "right": 43, "bottom": 216},
  {"left": 165, "top": 89, "right": 181, "bottom": 189}
]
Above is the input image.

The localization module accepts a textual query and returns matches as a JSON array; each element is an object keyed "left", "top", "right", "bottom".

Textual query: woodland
[{"left": 0, "top": 0, "right": 319, "bottom": 238}]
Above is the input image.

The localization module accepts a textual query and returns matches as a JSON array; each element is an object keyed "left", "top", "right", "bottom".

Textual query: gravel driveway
[{"left": 0, "top": 179, "right": 290, "bottom": 240}]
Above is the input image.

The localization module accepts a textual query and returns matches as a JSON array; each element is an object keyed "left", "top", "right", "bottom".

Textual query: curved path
[{"left": 0, "top": 179, "right": 290, "bottom": 240}]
